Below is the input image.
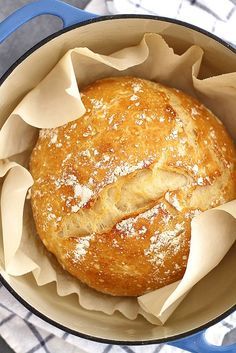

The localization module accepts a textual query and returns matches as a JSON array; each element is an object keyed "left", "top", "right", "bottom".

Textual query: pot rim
[
  {"left": 0, "top": 14, "right": 235, "bottom": 345},
  {"left": 1, "top": 13, "right": 236, "bottom": 86}
]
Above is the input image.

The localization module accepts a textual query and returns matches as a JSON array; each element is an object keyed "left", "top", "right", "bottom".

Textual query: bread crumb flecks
[
  {"left": 70, "top": 234, "right": 94, "bottom": 262},
  {"left": 115, "top": 203, "right": 166, "bottom": 238},
  {"left": 165, "top": 191, "right": 182, "bottom": 211},
  {"left": 144, "top": 222, "right": 185, "bottom": 266},
  {"left": 55, "top": 174, "right": 93, "bottom": 213}
]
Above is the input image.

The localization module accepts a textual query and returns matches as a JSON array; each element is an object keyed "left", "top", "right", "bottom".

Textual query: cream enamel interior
[{"left": 0, "top": 17, "right": 236, "bottom": 342}]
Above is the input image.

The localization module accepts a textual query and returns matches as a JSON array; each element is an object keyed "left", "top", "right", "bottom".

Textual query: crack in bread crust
[{"left": 60, "top": 167, "right": 191, "bottom": 238}]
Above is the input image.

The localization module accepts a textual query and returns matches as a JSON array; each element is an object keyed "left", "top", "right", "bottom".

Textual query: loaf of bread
[{"left": 30, "top": 76, "right": 236, "bottom": 296}]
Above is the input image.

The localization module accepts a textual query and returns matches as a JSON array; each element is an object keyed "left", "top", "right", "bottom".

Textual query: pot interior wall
[{"left": 0, "top": 17, "right": 236, "bottom": 342}]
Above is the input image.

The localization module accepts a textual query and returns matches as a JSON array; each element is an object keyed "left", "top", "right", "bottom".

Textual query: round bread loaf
[{"left": 30, "top": 76, "right": 236, "bottom": 296}]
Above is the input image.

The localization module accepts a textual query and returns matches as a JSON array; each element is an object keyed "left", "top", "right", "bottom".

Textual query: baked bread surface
[{"left": 30, "top": 76, "right": 236, "bottom": 296}]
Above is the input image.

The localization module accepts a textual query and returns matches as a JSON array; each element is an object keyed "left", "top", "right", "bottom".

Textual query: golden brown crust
[{"left": 30, "top": 76, "right": 236, "bottom": 296}]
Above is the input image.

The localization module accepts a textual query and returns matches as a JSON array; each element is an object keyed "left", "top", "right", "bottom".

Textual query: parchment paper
[{"left": 0, "top": 33, "right": 236, "bottom": 325}]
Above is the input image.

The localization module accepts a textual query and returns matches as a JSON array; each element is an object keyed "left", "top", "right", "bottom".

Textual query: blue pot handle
[
  {"left": 169, "top": 329, "right": 236, "bottom": 353},
  {"left": 0, "top": 0, "right": 97, "bottom": 44}
]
